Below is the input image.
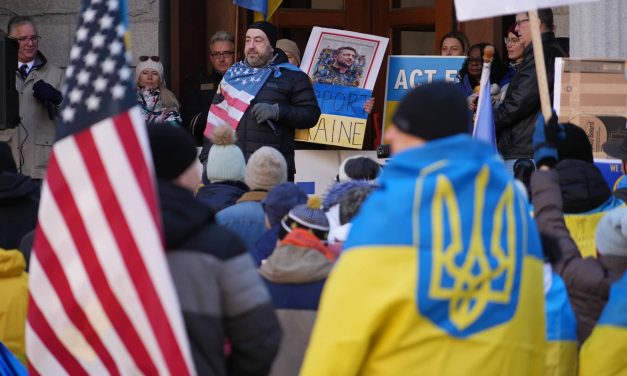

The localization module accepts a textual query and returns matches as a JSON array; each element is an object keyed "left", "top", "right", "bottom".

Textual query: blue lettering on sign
[{"left": 313, "top": 83, "right": 372, "bottom": 119}]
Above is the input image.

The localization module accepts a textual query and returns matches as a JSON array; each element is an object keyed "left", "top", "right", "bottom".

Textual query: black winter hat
[
  {"left": 247, "top": 21, "right": 278, "bottom": 48},
  {"left": 556, "top": 123, "right": 593, "bottom": 163},
  {"left": 392, "top": 82, "right": 469, "bottom": 140},
  {"left": 147, "top": 126, "right": 198, "bottom": 180}
]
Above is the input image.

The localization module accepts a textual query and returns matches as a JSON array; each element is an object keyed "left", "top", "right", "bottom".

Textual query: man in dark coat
[
  {"left": 0, "top": 142, "right": 39, "bottom": 250},
  {"left": 148, "top": 126, "right": 281, "bottom": 375},
  {"left": 494, "top": 8, "right": 566, "bottom": 172},
  {"left": 181, "top": 30, "right": 236, "bottom": 145},
  {"left": 200, "top": 21, "right": 321, "bottom": 181}
]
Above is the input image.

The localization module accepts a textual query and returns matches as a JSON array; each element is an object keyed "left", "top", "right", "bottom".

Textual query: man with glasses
[
  {"left": 494, "top": 8, "right": 566, "bottom": 175},
  {"left": 181, "top": 31, "right": 236, "bottom": 145},
  {"left": 0, "top": 16, "right": 64, "bottom": 180}
]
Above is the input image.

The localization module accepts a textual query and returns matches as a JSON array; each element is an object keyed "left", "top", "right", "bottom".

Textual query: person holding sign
[
  {"left": 200, "top": 22, "right": 321, "bottom": 181},
  {"left": 494, "top": 8, "right": 566, "bottom": 174}
]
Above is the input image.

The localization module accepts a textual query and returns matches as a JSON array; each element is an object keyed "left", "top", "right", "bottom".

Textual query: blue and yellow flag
[
  {"left": 544, "top": 269, "right": 578, "bottom": 376},
  {"left": 233, "top": 0, "right": 282, "bottom": 21},
  {"left": 579, "top": 271, "right": 627, "bottom": 375},
  {"left": 301, "top": 135, "right": 546, "bottom": 375},
  {"left": 473, "top": 56, "right": 496, "bottom": 152}
]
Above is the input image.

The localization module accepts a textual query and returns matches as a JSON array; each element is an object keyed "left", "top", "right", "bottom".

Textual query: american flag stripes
[
  {"left": 204, "top": 61, "right": 273, "bottom": 138},
  {"left": 26, "top": 0, "right": 195, "bottom": 374}
]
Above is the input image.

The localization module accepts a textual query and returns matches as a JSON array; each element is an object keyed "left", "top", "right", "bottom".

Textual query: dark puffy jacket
[
  {"left": 201, "top": 50, "right": 321, "bottom": 180},
  {"left": 0, "top": 172, "right": 39, "bottom": 249},
  {"left": 531, "top": 169, "right": 627, "bottom": 344},
  {"left": 556, "top": 159, "right": 615, "bottom": 214},
  {"left": 159, "top": 180, "right": 281, "bottom": 376},
  {"left": 195, "top": 180, "right": 249, "bottom": 214},
  {"left": 495, "top": 32, "right": 566, "bottom": 160}
]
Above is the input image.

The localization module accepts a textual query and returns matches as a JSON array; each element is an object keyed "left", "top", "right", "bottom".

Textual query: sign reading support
[{"left": 382, "top": 56, "right": 465, "bottom": 137}]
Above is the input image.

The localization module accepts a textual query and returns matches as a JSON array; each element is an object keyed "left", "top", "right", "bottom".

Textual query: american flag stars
[{"left": 60, "top": 1, "right": 136, "bottom": 125}]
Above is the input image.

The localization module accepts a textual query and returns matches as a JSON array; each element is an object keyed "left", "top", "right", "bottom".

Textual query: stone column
[{"left": 569, "top": 0, "right": 627, "bottom": 58}]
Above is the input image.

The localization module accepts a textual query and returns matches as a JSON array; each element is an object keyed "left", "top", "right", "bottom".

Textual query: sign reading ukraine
[
  {"left": 414, "top": 163, "right": 534, "bottom": 337},
  {"left": 382, "top": 56, "right": 465, "bottom": 136},
  {"left": 296, "top": 27, "right": 389, "bottom": 149}
]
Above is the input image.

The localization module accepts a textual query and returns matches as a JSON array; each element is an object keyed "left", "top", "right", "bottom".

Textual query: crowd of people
[{"left": 1, "top": 8, "right": 626, "bottom": 375}]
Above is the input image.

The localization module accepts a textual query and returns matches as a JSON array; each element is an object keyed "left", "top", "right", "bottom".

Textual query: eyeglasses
[
  {"left": 139, "top": 55, "right": 160, "bottom": 62},
  {"left": 210, "top": 51, "right": 234, "bottom": 59},
  {"left": 504, "top": 37, "right": 521, "bottom": 45},
  {"left": 11, "top": 35, "right": 41, "bottom": 44},
  {"left": 515, "top": 18, "right": 530, "bottom": 26},
  {"left": 468, "top": 58, "right": 482, "bottom": 65}
]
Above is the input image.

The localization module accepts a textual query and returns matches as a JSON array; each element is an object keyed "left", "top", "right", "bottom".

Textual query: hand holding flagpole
[
  {"left": 473, "top": 45, "right": 497, "bottom": 151},
  {"left": 529, "top": 9, "right": 553, "bottom": 122}
]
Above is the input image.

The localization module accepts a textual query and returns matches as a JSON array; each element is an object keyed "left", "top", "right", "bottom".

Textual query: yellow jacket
[{"left": 0, "top": 249, "right": 28, "bottom": 364}]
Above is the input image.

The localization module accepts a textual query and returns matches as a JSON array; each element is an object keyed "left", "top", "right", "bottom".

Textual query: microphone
[{"left": 266, "top": 120, "right": 279, "bottom": 136}]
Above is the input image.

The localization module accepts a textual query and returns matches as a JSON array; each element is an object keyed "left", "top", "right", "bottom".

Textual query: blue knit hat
[
  {"left": 281, "top": 196, "right": 329, "bottom": 241},
  {"left": 262, "top": 182, "right": 308, "bottom": 227}
]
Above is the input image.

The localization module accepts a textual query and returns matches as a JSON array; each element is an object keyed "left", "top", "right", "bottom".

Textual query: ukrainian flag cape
[
  {"left": 580, "top": 271, "right": 627, "bottom": 376},
  {"left": 302, "top": 135, "right": 546, "bottom": 376}
]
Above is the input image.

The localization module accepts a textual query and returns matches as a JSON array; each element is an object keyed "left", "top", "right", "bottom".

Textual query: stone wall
[
  {"left": 570, "top": 0, "right": 627, "bottom": 58},
  {"left": 0, "top": 0, "right": 169, "bottom": 76}
]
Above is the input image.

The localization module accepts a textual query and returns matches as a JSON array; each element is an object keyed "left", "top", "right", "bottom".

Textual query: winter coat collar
[
  {"left": 157, "top": 180, "right": 214, "bottom": 249},
  {"left": 0, "top": 173, "right": 39, "bottom": 204},
  {"left": 259, "top": 229, "right": 333, "bottom": 283}
]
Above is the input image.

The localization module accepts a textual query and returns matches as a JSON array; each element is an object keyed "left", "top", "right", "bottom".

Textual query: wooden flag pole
[
  {"left": 234, "top": 5, "right": 240, "bottom": 61},
  {"left": 528, "top": 9, "right": 553, "bottom": 121}
]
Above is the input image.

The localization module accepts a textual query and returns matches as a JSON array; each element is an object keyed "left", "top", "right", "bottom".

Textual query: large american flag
[
  {"left": 26, "top": 0, "right": 195, "bottom": 375},
  {"left": 204, "top": 61, "right": 274, "bottom": 137}
]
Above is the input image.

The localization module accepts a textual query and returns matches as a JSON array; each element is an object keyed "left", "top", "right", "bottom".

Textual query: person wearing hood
[
  {"left": 0, "top": 142, "right": 39, "bottom": 251},
  {"left": 531, "top": 115, "right": 627, "bottom": 345},
  {"left": 260, "top": 196, "right": 335, "bottom": 376},
  {"left": 148, "top": 126, "right": 280, "bottom": 376},
  {"left": 0, "top": 16, "right": 64, "bottom": 179},
  {"left": 553, "top": 123, "right": 623, "bottom": 258},
  {"left": 199, "top": 21, "right": 321, "bottom": 182},
  {"left": 301, "top": 83, "right": 546, "bottom": 375}
]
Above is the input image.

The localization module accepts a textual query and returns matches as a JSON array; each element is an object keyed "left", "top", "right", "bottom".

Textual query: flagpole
[
  {"left": 529, "top": 9, "right": 552, "bottom": 121},
  {"left": 234, "top": 5, "right": 239, "bottom": 61},
  {"left": 473, "top": 45, "right": 494, "bottom": 133}
]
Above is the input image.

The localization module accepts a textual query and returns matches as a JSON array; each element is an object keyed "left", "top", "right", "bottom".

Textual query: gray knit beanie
[
  {"left": 596, "top": 207, "right": 627, "bottom": 257},
  {"left": 245, "top": 146, "right": 287, "bottom": 191},
  {"left": 206, "top": 125, "right": 246, "bottom": 183}
]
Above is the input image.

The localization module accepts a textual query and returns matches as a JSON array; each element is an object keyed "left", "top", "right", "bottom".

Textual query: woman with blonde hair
[{"left": 136, "top": 55, "right": 182, "bottom": 127}]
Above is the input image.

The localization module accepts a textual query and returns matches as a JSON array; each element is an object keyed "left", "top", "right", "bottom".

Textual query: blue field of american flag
[{"left": 26, "top": 0, "right": 195, "bottom": 374}]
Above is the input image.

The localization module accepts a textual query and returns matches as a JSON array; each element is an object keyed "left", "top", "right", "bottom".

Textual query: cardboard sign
[
  {"left": 296, "top": 27, "right": 389, "bottom": 149},
  {"left": 382, "top": 56, "right": 465, "bottom": 137},
  {"left": 295, "top": 84, "right": 371, "bottom": 149},
  {"left": 554, "top": 58, "right": 627, "bottom": 160}
]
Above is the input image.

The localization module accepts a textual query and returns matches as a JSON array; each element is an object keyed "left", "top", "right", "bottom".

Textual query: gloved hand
[
  {"left": 533, "top": 111, "right": 565, "bottom": 168},
  {"left": 33, "top": 80, "right": 63, "bottom": 121},
  {"left": 252, "top": 103, "right": 279, "bottom": 124},
  {"left": 33, "top": 80, "right": 63, "bottom": 106}
]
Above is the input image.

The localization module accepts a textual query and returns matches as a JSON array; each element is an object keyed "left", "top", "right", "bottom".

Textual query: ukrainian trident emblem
[{"left": 415, "top": 164, "right": 523, "bottom": 337}]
